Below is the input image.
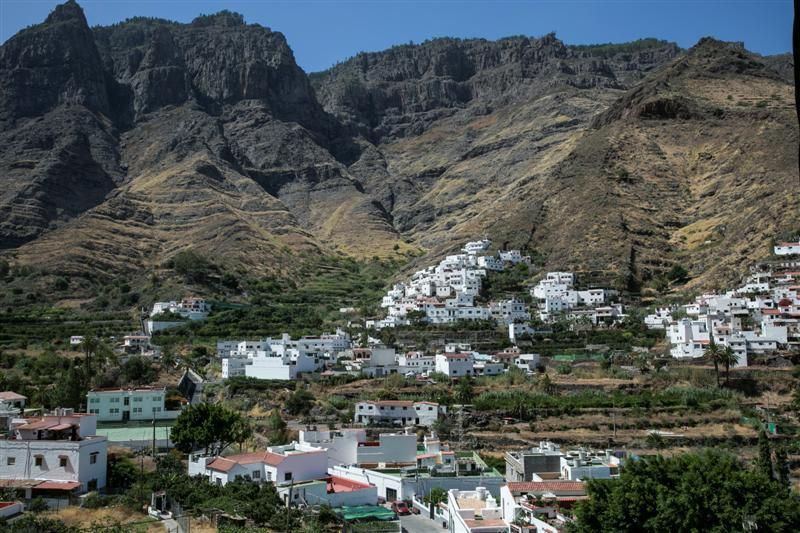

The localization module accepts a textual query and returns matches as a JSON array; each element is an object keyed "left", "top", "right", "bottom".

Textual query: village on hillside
[{"left": 1, "top": 237, "right": 799, "bottom": 532}]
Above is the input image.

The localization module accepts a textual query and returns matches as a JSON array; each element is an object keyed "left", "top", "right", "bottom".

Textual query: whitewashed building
[
  {"left": 87, "top": 387, "right": 184, "bottom": 422},
  {"left": 354, "top": 400, "right": 440, "bottom": 427},
  {"left": 447, "top": 487, "right": 507, "bottom": 533},
  {"left": 298, "top": 428, "right": 417, "bottom": 467},
  {"left": 189, "top": 442, "right": 328, "bottom": 486},
  {"left": 774, "top": 240, "right": 800, "bottom": 256},
  {"left": 435, "top": 352, "right": 475, "bottom": 378},
  {"left": 1, "top": 410, "right": 107, "bottom": 494},
  {"left": 644, "top": 308, "right": 673, "bottom": 329},
  {"left": 397, "top": 351, "right": 435, "bottom": 375}
]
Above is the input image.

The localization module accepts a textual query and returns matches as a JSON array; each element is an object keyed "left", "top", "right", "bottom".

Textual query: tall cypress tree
[
  {"left": 756, "top": 428, "right": 774, "bottom": 480},
  {"left": 774, "top": 444, "right": 790, "bottom": 489}
]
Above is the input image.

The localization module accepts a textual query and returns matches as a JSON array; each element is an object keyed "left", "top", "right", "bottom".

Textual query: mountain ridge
[{"left": 0, "top": 0, "right": 796, "bottom": 308}]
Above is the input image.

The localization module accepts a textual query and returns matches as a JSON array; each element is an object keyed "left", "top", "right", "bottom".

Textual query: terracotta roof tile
[{"left": 507, "top": 481, "right": 587, "bottom": 494}]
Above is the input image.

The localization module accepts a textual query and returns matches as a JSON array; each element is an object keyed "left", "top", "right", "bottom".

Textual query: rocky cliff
[{"left": 0, "top": 0, "right": 796, "bottom": 304}]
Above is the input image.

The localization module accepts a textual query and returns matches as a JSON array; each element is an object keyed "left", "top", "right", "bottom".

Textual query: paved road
[{"left": 400, "top": 513, "right": 446, "bottom": 533}]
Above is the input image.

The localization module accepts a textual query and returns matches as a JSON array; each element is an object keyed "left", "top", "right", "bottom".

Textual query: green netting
[{"left": 338, "top": 505, "right": 396, "bottom": 521}]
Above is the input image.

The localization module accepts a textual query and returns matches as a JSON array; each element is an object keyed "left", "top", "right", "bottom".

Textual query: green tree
[
  {"left": 171, "top": 250, "right": 215, "bottom": 284},
  {"left": 121, "top": 356, "right": 156, "bottom": 386},
  {"left": 719, "top": 346, "right": 738, "bottom": 385},
  {"left": 107, "top": 454, "right": 138, "bottom": 491},
  {"left": 429, "top": 371, "right": 451, "bottom": 383},
  {"left": 572, "top": 449, "right": 800, "bottom": 532},
  {"left": 703, "top": 341, "right": 722, "bottom": 387},
  {"left": 424, "top": 486, "right": 448, "bottom": 506},
  {"left": 455, "top": 376, "right": 475, "bottom": 404},
  {"left": 265, "top": 410, "right": 289, "bottom": 445},
  {"left": 756, "top": 428, "right": 774, "bottom": 480},
  {"left": 171, "top": 402, "right": 252, "bottom": 455},
  {"left": 80, "top": 336, "right": 101, "bottom": 385},
  {"left": 666, "top": 265, "right": 689, "bottom": 283},
  {"left": 285, "top": 389, "right": 315, "bottom": 416},
  {"left": 774, "top": 444, "right": 790, "bottom": 490},
  {"left": 538, "top": 374, "right": 554, "bottom": 395}
]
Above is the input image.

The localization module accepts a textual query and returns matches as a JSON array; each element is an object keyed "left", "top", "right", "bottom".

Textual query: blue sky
[{"left": 0, "top": 0, "right": 793, "bottom": 73}]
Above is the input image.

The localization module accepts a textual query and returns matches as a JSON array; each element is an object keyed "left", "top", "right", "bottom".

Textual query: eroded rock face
[
  {"left": 312, "top": 35, "right": 681, "bottom": 142},
  {"left": 0, "top": 1, "right": 796, "bottom": 294},
  {"left": 0, "top": 0, "right": 111, "bottom": 124}
]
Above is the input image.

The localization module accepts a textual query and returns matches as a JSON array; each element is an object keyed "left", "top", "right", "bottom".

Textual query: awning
[{"left": 34, "top": 481, "right": 81, "bottom": 491}]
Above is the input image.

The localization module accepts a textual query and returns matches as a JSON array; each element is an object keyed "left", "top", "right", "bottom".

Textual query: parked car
[{"left": 392, "top": 501, "right": 411, "bottom": 515}]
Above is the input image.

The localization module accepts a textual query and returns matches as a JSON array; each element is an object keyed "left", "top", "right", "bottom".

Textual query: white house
[
  {"left": 500, "top": 481, "right": 586, "bottom": 532},
  {"left": 1, "top": 410, "right": 107, "bottom": 494},
  {"left": 774, "top": 240, "right": 800, "bottom": 256},
  {"left": 644, "top": 308, "right": 673, "bottom": 329},
  {"left": 298, "top": 428, "right": 417, "bottom": 467},
  {"left": 0, "top": 391, "right": 27, "bottom": 417},
  {"left": 146, "top": 297, "right": 210, "bottom": 334},
  {"left": 189, "top": 442, "right": 328, "bottom": 487},
  {"left": 490, "top": 299, "right": 531, "bottom": 325},
  {"left": 87, "top": 387, "right": 184, "bottom": 422},
  {"left": 435, "top": 353, "right": 475, "bottom": 378},
  {"left": 509, "top": 323, "right": 536, "bottom": 344},
  {"left": 277, "top": 475, "right": 377, "bottom": 508},
  {"left": 447, "top": 487, "right": 507, "bottom": 533},
  {"left": 667, "top": 318, "right": 710, "bottom": 358},
  {"left": 559, "top": 450, "right": 620, "bottom": 481},
  {"left": 463, "top": 239, "right": 492, "bottom": 254},
  {"left": 244, "top": 351, "right": 322, "bottom": 381},
  {"left": 397, "top": 351, "right": 435, "bottom": 375},
  {"left": 150, "top": 297, "right": 210, "bottom": 320},
  {"left": 354, "top": 400, "right": 440, "bottom": 427},
  {"left": 69, "top": 336, "right": 84, "bottom": 346},
  {"left": 514, "top": 353, "right": 542, "bottom": 373},
  {"left": 499, "top": 250, "right": 530, "bottom": 264}
]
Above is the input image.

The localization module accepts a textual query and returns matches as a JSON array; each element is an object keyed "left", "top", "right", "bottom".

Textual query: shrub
[{"left": 27, "top": 497, "right": 48, "bottom": 512}]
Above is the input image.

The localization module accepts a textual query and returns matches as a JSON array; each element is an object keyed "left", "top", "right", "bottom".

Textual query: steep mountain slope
[
  {"left": 316, "top": 37, "right": 797, "bottom": 289},
  {"left": 0, "top": 2, "right": 406, "bottom": 285},
  {"left": 0, "top": 0, "right": 796, "bottom": 305}
]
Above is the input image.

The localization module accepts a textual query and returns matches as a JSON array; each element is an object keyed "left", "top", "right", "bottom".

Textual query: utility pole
[{"left": 152, "top": 414, "right": 157, "bottom": 458}]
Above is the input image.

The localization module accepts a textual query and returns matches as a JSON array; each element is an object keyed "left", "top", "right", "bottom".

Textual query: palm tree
[
  {"left": 703, "top": 341, "right": 722, "bottom": 387},
  {"left": 80, "top": 336, "right": 101, "bottom": 387},
  {"left": 719, "top": 346, "right": 738, "bottom": 385}
]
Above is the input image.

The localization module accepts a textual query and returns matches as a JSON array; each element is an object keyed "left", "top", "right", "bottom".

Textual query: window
[
  {"left": 133, "top": 407, "right": 142, "bottom": 414},
  {"left": 35, "top": 456, "right": 43, "bottom": 467},
  {"left": 110, "top": 397, "right": 120, "bottom": 403},
  {"left": 7, "top": 457, "right": 15, "bottom": 466},
  {"left": 284, "top": 473, "right": 292, "bottom": 481},
  {"left": 133, "top": 397, "right": 143, "bottom": 403},
  {"left": 90, "top": 452, "right": 99, "bottom": 465},
  {"left": 152, "top": 407, "right": 162, "bottom": 413},
  {"left": 110, "top": 408, "right": 119, "bottom": 414},
  {"left": 266, "top": 471, "right": 272, "bottom": 482},
  {"left": 89, "top": 397, "right": 99, "bottom": 404},
  {"left": 123, "top": 397, "right": 130, "bottom": 406},
  {"left": 252, "top": 471, "right": 261, "bottom": 479},
  {"left": 59, "top": 457, "right": 68, "bottom": 468},
  {"left": 152, "top": 396, "right": 161, "bottom": 402},
  {"left": 89, "top": 409, "right": 99, "bottom": 414}
]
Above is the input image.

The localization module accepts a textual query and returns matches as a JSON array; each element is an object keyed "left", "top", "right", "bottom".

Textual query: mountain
[{"left": 0, "top": 0, "right": 796, "bottom": 306}]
